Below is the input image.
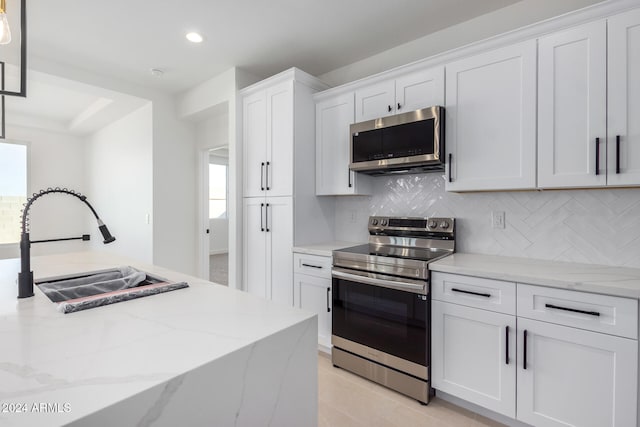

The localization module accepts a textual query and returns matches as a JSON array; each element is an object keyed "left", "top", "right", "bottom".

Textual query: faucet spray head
[{"left": 97, "top": 220, "right": 116, "bottom": 244}]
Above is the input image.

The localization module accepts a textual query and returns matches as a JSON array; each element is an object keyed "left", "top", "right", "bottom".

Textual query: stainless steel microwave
[{"left": 349, "top": 106, "right": 444, "bottom": 175}]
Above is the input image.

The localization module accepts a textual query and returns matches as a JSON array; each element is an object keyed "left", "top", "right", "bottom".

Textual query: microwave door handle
[{"left": 332, "top": 269, "right": 425, "bottom": 293}]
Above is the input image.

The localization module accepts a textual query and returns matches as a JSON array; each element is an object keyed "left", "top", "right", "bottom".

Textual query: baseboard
[
  {"left": 435, "top": 390, "right": 533, "bottom": 427},
  {"left": 209, "top": 250, "right": 229, "bottom": 256}
]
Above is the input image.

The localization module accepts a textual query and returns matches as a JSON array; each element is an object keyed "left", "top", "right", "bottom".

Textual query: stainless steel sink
[{"left": 35, "top": 266, "right": 189, "bottom": 313}]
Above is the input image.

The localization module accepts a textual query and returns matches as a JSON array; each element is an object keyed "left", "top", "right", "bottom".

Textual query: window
[
  {"left": 0, "top": 141, "right": 28, "bottom": 244},
  {"left": 209, "top": 163, "right": 227, "bottom": 219}
]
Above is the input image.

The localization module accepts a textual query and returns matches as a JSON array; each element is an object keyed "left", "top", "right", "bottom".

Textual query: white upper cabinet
[
  {"left": 608, "top": 9, "right": 640, "bottom": 186},
  {"left": 354, "top": 80, "right": 395, "bottom": 122},
  {"left": 266, "top": 81, "right": 294, "bottom": 197},
  {"left": 355, "top": 67, "right": 444, "bottom": 122},
  {"left": 445, "top": 40, "right": 537, "bottom": 191},
  {"left": 538, "top": 21, "right": 607, "bottom": 188},
  {"left": 395, "top": 68, "right": 445, "bottom": 113},
  {"left": 315, "top": 93, "right": 372, "bottom": 196},
  {"left": 243, "top": 91, "right": 268, "bottom": 198},
  {"left": 243, "top": 81, "right": 294, "bottom": 198}
]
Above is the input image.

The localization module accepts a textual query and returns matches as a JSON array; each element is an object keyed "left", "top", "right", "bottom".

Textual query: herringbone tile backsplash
[{"left": 334, "top": 174, "right": 640, "bottom": 268}]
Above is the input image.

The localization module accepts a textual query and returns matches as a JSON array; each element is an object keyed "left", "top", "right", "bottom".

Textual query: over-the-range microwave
[{"left": 349, "top": 106, "right": 444, "bottom": 175}]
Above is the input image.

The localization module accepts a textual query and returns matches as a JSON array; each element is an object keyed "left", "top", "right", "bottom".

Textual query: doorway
[{"left": 203, "top": 146, "right": 229, "bottom": 285}]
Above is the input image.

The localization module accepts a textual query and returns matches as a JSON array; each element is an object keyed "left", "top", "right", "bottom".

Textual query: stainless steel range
[{"left": 331, "top": 216, "right": 455, "bottom": 404}]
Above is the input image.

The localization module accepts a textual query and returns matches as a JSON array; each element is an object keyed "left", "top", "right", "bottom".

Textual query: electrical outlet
[
  {"left": 492, "top": 211, "right": 505, "bottom": 229},
  {"left": 349, "top": 210, "right": 358, "bottom": 223}
]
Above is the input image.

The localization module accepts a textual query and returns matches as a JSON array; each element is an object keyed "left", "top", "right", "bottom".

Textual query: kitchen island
[{"left": 0, "top": 252, "right": 317, "bottom": 427}]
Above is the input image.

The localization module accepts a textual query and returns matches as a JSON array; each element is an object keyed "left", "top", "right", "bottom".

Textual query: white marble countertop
[
  {"left": 0, "top": 251, "right": 315, "bottom": 426},
  {"left": 430, "top": 253, "right": 640, "bottom": 299},
  {"left": 293, "top": 241, "right": 362, "bottom": 257}
]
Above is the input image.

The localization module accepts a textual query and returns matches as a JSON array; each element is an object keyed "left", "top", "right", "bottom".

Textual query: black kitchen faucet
[{"left": 18, "top": 188, "right": 116, "bottom": 299}]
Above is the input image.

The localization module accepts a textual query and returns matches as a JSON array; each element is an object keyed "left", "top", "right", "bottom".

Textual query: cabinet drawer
[
  {"left": 293, "top": 253, "right": 332, "bottom": 279},
  {"left": 517, "top": 284, "right": 638, "bottom": 339},
  {"left": 432, "top": 272, "right": 516, "bottom": 315}
]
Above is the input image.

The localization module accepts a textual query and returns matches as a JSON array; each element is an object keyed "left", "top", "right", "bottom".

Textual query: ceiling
[{"left": 27, "top": 0, "right": 522, "bottom": 93}]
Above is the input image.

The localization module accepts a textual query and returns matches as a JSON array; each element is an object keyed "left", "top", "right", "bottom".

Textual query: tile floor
[{"left": 318, "top": 352, "right": 505, "bottom": 427}]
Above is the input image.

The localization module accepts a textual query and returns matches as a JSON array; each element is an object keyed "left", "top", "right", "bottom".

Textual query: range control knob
[
  {"left": 428, "top": 220, "right": 438, "bottom": 228},
  {"left": 440, "top": 221, "right": 450, "bottom": 229},
  {"left": 381, "top": 219, "right": 388, "bottom": 226},
  {"left": 371, "top": 219, "right": 379, "bottom": 226}
]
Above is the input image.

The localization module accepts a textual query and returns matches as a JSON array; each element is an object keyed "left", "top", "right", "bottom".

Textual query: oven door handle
[{"left": 332, "top": 269, "right": 427, "bottom": 294}]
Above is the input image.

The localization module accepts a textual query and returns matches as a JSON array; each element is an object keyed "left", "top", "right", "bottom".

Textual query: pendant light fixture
[
  {"left": 0, "top": 0, "right": 11, "bottom": 45},
  {"left": 0, "top": 0, "right": 26, "bottom": 97}
]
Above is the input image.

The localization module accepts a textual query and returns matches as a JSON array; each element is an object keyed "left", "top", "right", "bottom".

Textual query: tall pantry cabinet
[{"left": 240, "top": 68, "right": 332, "bottom": 305}]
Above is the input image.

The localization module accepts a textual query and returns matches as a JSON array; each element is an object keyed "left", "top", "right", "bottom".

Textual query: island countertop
[{"left": 0, "top": 251, "right": 317, "bottom": 426}]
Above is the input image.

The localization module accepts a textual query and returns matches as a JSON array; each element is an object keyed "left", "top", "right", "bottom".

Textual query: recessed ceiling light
[
  {"left": 186, "top": 32, "right": 203, "bottom": 43},
  {"left": 150, "top": 68, "right": 164, "bottom": 78}
]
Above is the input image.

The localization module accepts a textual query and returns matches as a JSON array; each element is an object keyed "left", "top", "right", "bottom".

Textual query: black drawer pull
[
  {"left": 616, "top": 135, "right": 621, "bottom": 174},
  {"left": 595, "top": 137, "right": 600, "bottom": 175},
  {"left": 505, "top": 325, "right": 510, "bottom": 365},
  {"left": 451, "top": 288, "right": 491, "bottom": 298},
  {"left": 326, "top": 287, "right": 331, "bottom": 313},
  {"left": 545, "top": 303, "right": 600, "bottom": 317},
  {"left": 523, "top": 330, "right": 528, "bottom": 370},
  {"left": 301, "top": 263, "right": 322, "bottom": 269}
]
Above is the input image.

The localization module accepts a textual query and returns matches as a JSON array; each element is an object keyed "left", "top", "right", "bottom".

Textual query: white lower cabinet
[
  {"left": 293, "top": 253, "right": 332, "bottom": 350},
  {"left": 431, "top": 272, "right": 638, "bottom": 427},
  {"left": 243, "top": 197, "right": 294, "bottom": 305},
  {"left": 517, "top": 318, "right": 638, "bottom": 427},
  {"left": 293, "top": 273, "right": 331, "bottom": 349},
  {"left": 432, "top": 301, "right": 516, "bottom": 417}
]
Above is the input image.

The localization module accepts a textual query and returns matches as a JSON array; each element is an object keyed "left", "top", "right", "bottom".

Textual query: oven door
[{"left": 331, "top": 267, "right": 429, "bottom": 376}]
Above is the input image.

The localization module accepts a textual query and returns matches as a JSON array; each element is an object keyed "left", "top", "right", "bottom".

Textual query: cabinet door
[
  {"left": 243, "top": 198, "right": 267, "bottom": 298},
  {"left": 538, "top": 21, "right": 607, "bottom": 188},
  {"left": 243, "top": 90, "right": 267, "bottom": 197},
  {"left": 608, "top": 9, "right": 640, "bottom": 186},
  {"left": 445, "top": 40, "right": 537, "bottom": 191},
  {"left": 293, "top": 273, "right": 332, "bottom": 349},
  {"left": 517, "top": 318, "right": 637, "bottom": 427},
  {"left": 432, "top": 301, "right": 516, "bottom": 418},
  {"left": 266, "top": 81, "right": 294, "bottom": 197},
  {"left": 355, "top": 80, "right": 395, "bottom": 122},
  {"left": 395, "top": 67, "right": 445, "bottom": 113},
  {"left": 266, "top": 197, "right": 294, "bottom": 306},
  {"left": 315, "top": 93, "right": 371, "bottom": 196}
]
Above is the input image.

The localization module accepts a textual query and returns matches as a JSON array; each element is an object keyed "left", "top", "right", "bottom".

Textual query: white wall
[
  {"left": 209, "top": 219, "right": 229, "bottom": 254},
  {"left": 0, "top": 126, "right": 89, "bottom": 260},
  {"left": 86, "top": 103, "right": 153, "bottom": 264},
  {"left": 177, "top": 67, "right": 247, "bottom": 287},
  {"left": 29, "top": 56, "right": 199, "bottom": 275},
  {"left": 334, "top": 174, "right": 640, "bottom": 268},
  {"left": 319, "top": 0, "right": 604, "bottom": 86}
]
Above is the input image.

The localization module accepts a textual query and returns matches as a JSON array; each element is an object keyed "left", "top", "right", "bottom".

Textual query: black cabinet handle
[
  {"left": 595, "top": 138, "right": 600, "bottom": 176},
  {"left": 523, "top": 330, "right": 528, "bottom": 370},
  {"left": 545, "top": 303, "right": 600, "bottom": 317},
  {"left": 397, "top": 103, "right": 401, "bottom": 110},
  {"left": 616, "top": 135, "right": 621, "bottom": 174},
  {"left": 448, "top": 153, "right": 453, "bottom": 183},
  {"left": 451, "top": 288, "right": 491, "bottom": 298},
  {"left": 301, "top": 263, "right": 322, "bottom": 269},
  {"left": 265, "top": 203, "right": 270, "bottom": 232},
  {"left": 326, "top": 287, "right": 331, "bottom": 313},
  {"left": 260, "top": 203, "right": 265, "bottom": 232},
  {"left": 348, "top": 169, "right": 352, "bottom": 188},
  {"left": 261, "top": 162, "right": 265, "bottom": 191},
  {"left": 388, "top": 105, "right": 392, "bottom": 112},
  {"left": 505, "top": 325, "right": 510, "bottom": 365},
  {"left": 265, "top": 161, "right": 270, "bottom": 190}
]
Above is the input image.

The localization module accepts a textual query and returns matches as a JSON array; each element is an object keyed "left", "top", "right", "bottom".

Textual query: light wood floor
[{"left": 318, "top": 353, "right": 505, "bottom": 427}]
